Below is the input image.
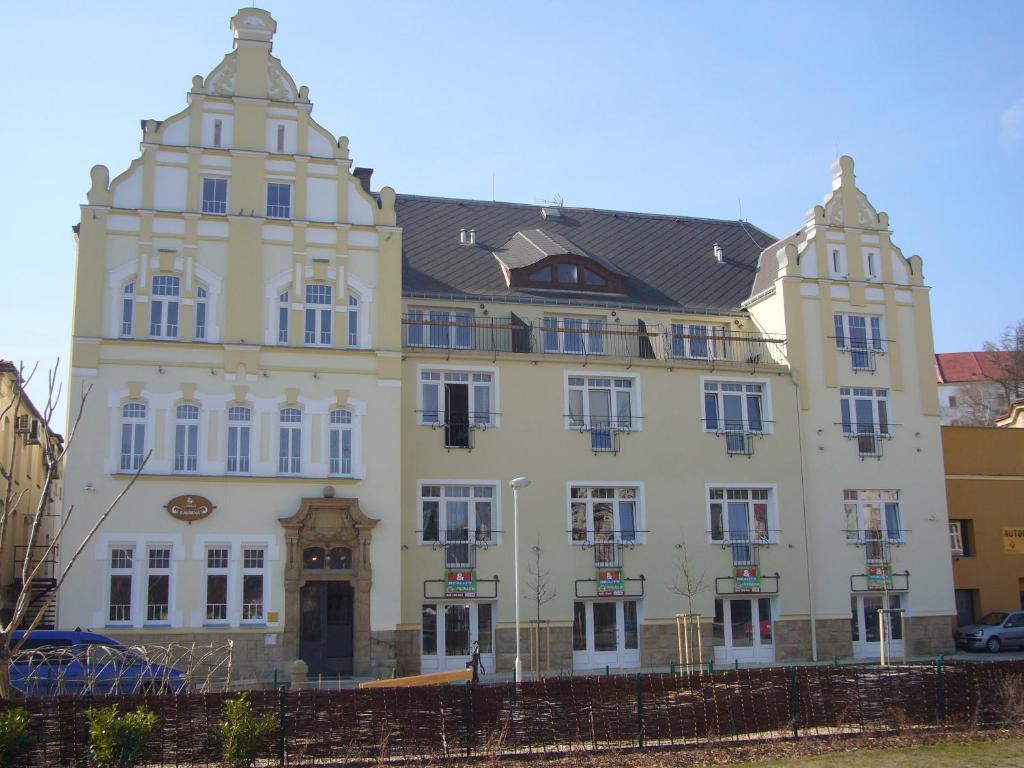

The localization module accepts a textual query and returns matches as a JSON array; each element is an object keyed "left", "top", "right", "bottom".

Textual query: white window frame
[
  {"left": 418, "top": 365, "right": 499, "bottom": 428},
  {"left": 240, "top": 547, "right": 267, "bottom": 624},
  {"left": 347, "top": 295, "right": 360, "bottom": 348},
  {"left": 173, "top": 403, "right": 200, "bottom": 473},
  {"left": 194, "top": 285, "right": 208, "bottom": 341},
  {"left": 303, "top": 283, "right": 333, "bottom": 346},
  {"left": 406, "top": 308, "right": 474, "bottom": 349},
  {"left": 417, "top": 480, "right": 501, "bottom": 546},
  {"left": 278, "top": 407, "right": 302, "bottom": 475},
  {"left": 203, "top": 545, "right": 230, "bottom": 625},
  {"left": 144, "top": 545, "right": 172, "bottom": 625},
  {"left": 843, "top": 489, "right": 903, "bottom": 543},
  {"left": 564, "top": 372, "right": 640, "bottom": 432},
  {"left": 226, "top": 405, "right": 252, "bottom": 475},
  {"left": 107, "top": 545, "right": 134, "bottom": 626},
  {"left": 949, "top": 521, "right": 964, "bottom": 557},
  {"left": 671, "top": 322, "right": 730, "bottom": 360},
  {"left": 542, "top": 315, "right": 607, "bottom": 355},
  {"left": 266, "top": 181, "right": 292, "bottom": 219},
  {"left": 201, "top": 176, "right": 228, "bottom": 215},
  {"left": 840, "top": 387, "right": 891, "bottom": 436},
  {"left": 149, "top": 274, "right": 181, "bottom": 339},
  {"left": 833, "top": 313, "right": 886, "bottom": 356},
  {"left": 702, "top": 377, "right": 771, "bottom": 435},
  {"left": 705, "top": 484, "right": 778, "bottom": 545},
  {"left": 328, "top": 408, "right": 354, "bottom": 477},
  {"left": 567, "top": 483, "right": 645, "bottom": 544},
  {"left": 119, "top": 402, "right": 147, "bottom": 472},
  {"left": 120, "top": 280, "right": 135, "bottom": 337},
  {"left": 277, "top": 289, "right": 290, "bottom": 344}
]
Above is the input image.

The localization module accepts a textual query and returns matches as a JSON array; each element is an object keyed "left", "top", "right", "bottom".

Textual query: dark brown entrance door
[{"left": 299, "top": 581, "right": 354, "bottom": 676}]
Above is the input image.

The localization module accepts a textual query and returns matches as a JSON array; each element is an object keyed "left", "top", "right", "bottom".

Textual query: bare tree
[
  {"left": 983, "top": 320, "right": 1024, "bottom": 410},
  {"left": 523, "top": 537, "right": 556, "bottom": 626},
  {"left": 0, "top": 360, "right": 148, "bottom": 698},
  {"left": 668, "top": 534, "right": 707, "bottom": 616}
]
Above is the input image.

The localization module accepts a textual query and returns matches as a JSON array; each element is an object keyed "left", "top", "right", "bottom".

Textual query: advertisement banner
[
  {"left": 596, "top": 568, "right": 624, "bottom": 596},
  {"left": 444, "top": 569, "right": 477, "bottom": 598},
  {"left": 866, "top": 564, "right": 892, "bottom": 590},
  {"left": 734, "top": 566, "right": 761, "bottom": 593}
]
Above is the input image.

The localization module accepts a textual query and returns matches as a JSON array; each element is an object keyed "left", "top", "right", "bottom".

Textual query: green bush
[
  {"left": 216, "top": 693, "right": 277, "bottom": 768},
  {"left": 87, "top": 704, "right": 158, "bottom": 768},
  {"left": 0, "top": 707, "right": 33, "bottom": 768}
]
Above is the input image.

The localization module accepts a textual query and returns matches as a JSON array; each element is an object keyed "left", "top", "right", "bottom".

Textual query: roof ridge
[{"left": 395, "top": 192, "right": 771, "bottom": 230}]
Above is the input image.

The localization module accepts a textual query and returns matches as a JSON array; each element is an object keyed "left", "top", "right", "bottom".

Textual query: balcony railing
[
  {"left": 845, "top": 529, "right": 908, "bottom": 564},
  {"left": 842, "top": 429, "right": 889, "bottom": 458},
  {"left": 702, "top": 420, "right": 774, "bottom": 456},
  {"left": 402, "top": 315, "right": 786, "bottom": 367},
  {"left": 566, "top": 415, "right": 638, "bottom": 454},
  {"left": 710, "top": 531, "right": 778, "bottom": 566},
  {"left": 573, "top": 534, "right": 647, "bottom": 566},
  {"left": 13, "top": 545, "right": 57, "bottom": 583},
  {"left": 420, "top": 530, "right": 501, "bottom": 569}
]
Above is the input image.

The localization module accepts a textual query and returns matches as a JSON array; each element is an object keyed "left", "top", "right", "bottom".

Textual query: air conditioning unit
[{"left": 14, "top": 414, "right": 30, "bottom": 434}]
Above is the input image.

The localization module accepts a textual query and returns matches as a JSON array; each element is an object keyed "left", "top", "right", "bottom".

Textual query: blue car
[{"left": 10, "top": 630, "right": 187, "bottom": 696}]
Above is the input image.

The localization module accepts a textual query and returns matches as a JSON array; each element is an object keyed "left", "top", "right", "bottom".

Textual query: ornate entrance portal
[{"left": 279, "top": 494, "right": 378, "bottom": 676}]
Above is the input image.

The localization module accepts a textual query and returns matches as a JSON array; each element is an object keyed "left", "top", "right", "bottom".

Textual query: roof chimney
[
  {"left": 459, "top": 228, "right": 467, "bottom": 244},
  {"left": 714, "top": 243, "right": 724, "bottom": 263},
  {"left": 469, "top": 228, "right": 476, "bottom": 245},
  {"left": 353, "top": 167, "right": 373, "bottom": 194}
]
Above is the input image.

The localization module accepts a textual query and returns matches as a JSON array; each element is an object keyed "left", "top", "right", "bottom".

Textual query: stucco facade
[{"left": 61, "top": 8, "right": 954, "bottom": 682}]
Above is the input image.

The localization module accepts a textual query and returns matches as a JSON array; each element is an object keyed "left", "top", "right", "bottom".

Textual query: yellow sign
[{"left": 1003, "top": 528, "right": 1024, "bottom": 554}]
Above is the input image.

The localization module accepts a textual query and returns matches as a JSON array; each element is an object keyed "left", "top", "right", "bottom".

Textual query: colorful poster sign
[
  {"left": 444, "top": 569, "right": 477, "bottom": 597},
  {"left": 866, "top": 564, "right": 892, "bottom": 590},
  {"left": 165, "top": 494, "right": 215, "bottom": 522},
  {"left": 734, "top": 566, "right": 761, "bottom": 593},
  {"left": 1003, "top": 528, "right": 1024, "bottom": 554},
  {"left": 596, "top": 568, "right": 624, "bottom": 596}
]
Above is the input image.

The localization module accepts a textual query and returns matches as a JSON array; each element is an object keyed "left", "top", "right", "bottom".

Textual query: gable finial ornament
[{"left": 230, "top": 8, "right": 277, "bottom": 48}]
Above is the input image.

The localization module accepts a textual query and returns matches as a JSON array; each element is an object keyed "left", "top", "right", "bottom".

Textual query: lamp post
[{"left": 509, "top": 476, "right": 531, "bottom": 683}]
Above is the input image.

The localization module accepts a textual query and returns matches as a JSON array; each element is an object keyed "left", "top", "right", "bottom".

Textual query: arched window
[
  {"left": 195, "top": 285, "right": 208, "bottom": 341},
  {"left": 119, "top": 402, "right": 146, "bottom": 471},
  {"left": 174, "top": 403, "right": 200, "bottom": 473},
  {"left": 278, "top": 407, "right": 302, "bottom": 474},
  {"left": 329, "top": 408, "right": 353, "bottom": 476},
  {"left": 303, "top": 547, "right": 325, "bottom": 569},
  {"left": 328, "top": 547, "right": 352, "bottom": 569},
  {"left": 120, "top": 281, "right": 135, "bottom": 337},
  {"left": 303, "top": 284, "right": 332, "bottom": 346},
  {"left": 277, "top": 290, "right": 290, "bottom": 344},
  {"left": 347, "top": 295, "right": 359, "bottom": 348},
  {"left": 226, "top": 405, "right": 251, "bottom": 474},
  {"left": 150, "top": 275, "right": 181, "bottom": 339}
]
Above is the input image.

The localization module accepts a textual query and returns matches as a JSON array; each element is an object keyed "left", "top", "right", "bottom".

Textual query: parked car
[
  {"left": 954, "top": 611, "right": 1024, "bottom": 653},
  {"left": 9, "top": 629, "right": 186, "bottom": 696}
]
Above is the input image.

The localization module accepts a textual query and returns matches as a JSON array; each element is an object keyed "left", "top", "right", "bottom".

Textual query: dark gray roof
[
  {"left": 493, "top": 229, "right": 625, "bottom": 275},
  {"left": 396, "top": 194, "right": 778, "bottom": 314},
  {"left": 748, "top": 229, "right": 806, "bottom": 301}
]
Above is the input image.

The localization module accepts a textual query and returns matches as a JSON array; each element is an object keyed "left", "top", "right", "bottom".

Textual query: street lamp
[{"left": 509, "top": 476, "right": 531, "bottom": 683}]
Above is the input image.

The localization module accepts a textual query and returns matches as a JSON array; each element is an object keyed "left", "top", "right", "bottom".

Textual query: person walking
[{"left": 466, "top": 640, "right": 486, "bottom": 683}]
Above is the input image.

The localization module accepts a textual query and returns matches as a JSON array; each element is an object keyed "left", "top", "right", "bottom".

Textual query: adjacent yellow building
[{"left": 61, "top": 8, "right": 955, "bottom": 680}]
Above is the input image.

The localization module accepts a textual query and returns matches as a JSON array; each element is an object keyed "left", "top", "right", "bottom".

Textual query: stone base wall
[
  {"left": 814, "top": 618, "right": 853, "bottom": 661},
  {"left": 641, "top": 620, "right": 714, "bottom": 669},
  {"left": 104, "top": 630, "right": 286, "bottom": 684},
  {"left": 369, "top": 630, "right": 398, "bottom": 678},
  {"left": 774, "top": 619, "right": 811, "bottom": 661},
  {"left": 907, "top": 615, "right": 955, "bottom": 657},
  {"left": 496, "top": 624, "right": 573, "bottom": 676},
  {"left": 394, "top": 628, "right": 420, "bottom": 676}
]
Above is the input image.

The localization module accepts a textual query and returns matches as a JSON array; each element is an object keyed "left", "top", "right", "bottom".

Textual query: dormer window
[{"left": 496, "top": 229, "right": 626, "bottom": 293}]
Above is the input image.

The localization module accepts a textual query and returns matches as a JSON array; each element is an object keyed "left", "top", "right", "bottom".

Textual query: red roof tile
[{"left": 935, "top": 351, "right": 1011, "bottom": 384}]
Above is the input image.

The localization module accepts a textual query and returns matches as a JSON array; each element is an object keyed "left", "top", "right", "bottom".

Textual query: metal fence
[{"left": 5, "top": 660, "right": 1023, "bottom": 766}]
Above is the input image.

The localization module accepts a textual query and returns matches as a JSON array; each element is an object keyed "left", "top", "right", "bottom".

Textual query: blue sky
[{"left": 2, "top": 1, "right": 1022, "bottom": 410}]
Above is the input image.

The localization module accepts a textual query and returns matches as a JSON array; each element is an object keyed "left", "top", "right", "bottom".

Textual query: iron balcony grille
[
  {"left": 701, "top": 420, "right": 775, "bottom": 456},
  {"left": 418, "top": 530, "right": 503, "bottom": 569},
  {"left": 842, "top": 429, "right": 890, "bottom": 458},
  {"left": 708, "top": 530, "right": 779, "bottom": 566},
  {"left": 845, "top": 529, "right": 909, "bottom": 564},
  {"left": 572, "top": 534, "right": 649, "bottom": 566},
  {"left": 566, "top": 415, "right": 639, "bottom": 454},
  {"left": 591, "top": 541, "right": 621, "bottom": 568},
  {"left": 830, "top": 336, "right": 891, "bottom": 373},
  {"left": 402, "top": 314, "right": 786, "bottom": 366}
]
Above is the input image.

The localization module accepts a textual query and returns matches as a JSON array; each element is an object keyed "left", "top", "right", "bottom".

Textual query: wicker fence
[{"left": 6, "top": 660, "right": 1024, "bottom": 766}]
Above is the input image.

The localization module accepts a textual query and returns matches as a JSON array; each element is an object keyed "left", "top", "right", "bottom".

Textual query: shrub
[
  {"left": 216, "top": 693, "right": 277, "bottom": 768},
  {"left": 0, "top": 707, "right": 33, "bottom": 768},
  {"left": 87, "top": 705, "right": 158, "bottom": 768}
]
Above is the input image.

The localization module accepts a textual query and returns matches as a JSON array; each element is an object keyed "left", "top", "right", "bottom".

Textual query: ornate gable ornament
[
  {"left": 820, "top": 156, "right": 886, "bottom": 231},
  {"left": 199, "top": 8, "right": 301, "bottom": 102}
]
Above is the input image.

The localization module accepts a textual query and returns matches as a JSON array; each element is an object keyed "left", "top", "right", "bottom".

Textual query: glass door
[
  {"left": 420, "top": 602, "right": 496, "bottom": 673},
  {"left": 851, "top": 594, "right": 904, "bottom": 660},
  {"left": 713, "top": 597, "right": 775, "bottom": 664},
  {"left": 572, "top": 600, "right": 641, "bottom": 670}
]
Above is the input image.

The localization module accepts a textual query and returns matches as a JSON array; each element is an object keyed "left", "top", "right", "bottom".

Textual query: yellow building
[
  {"left": 944, "top": 426, "right": 1024, "bottom": 624},
  {"left": 61, "top": 8, "right": 955, "bottom": 680},
  {"left": 0, "top": 361, "right": 62, "bottom": 629}
]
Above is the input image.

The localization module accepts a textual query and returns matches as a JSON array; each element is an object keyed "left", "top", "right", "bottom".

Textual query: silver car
[{"left": 954, "top": 611, "right": 1024, "bottom": 653}]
